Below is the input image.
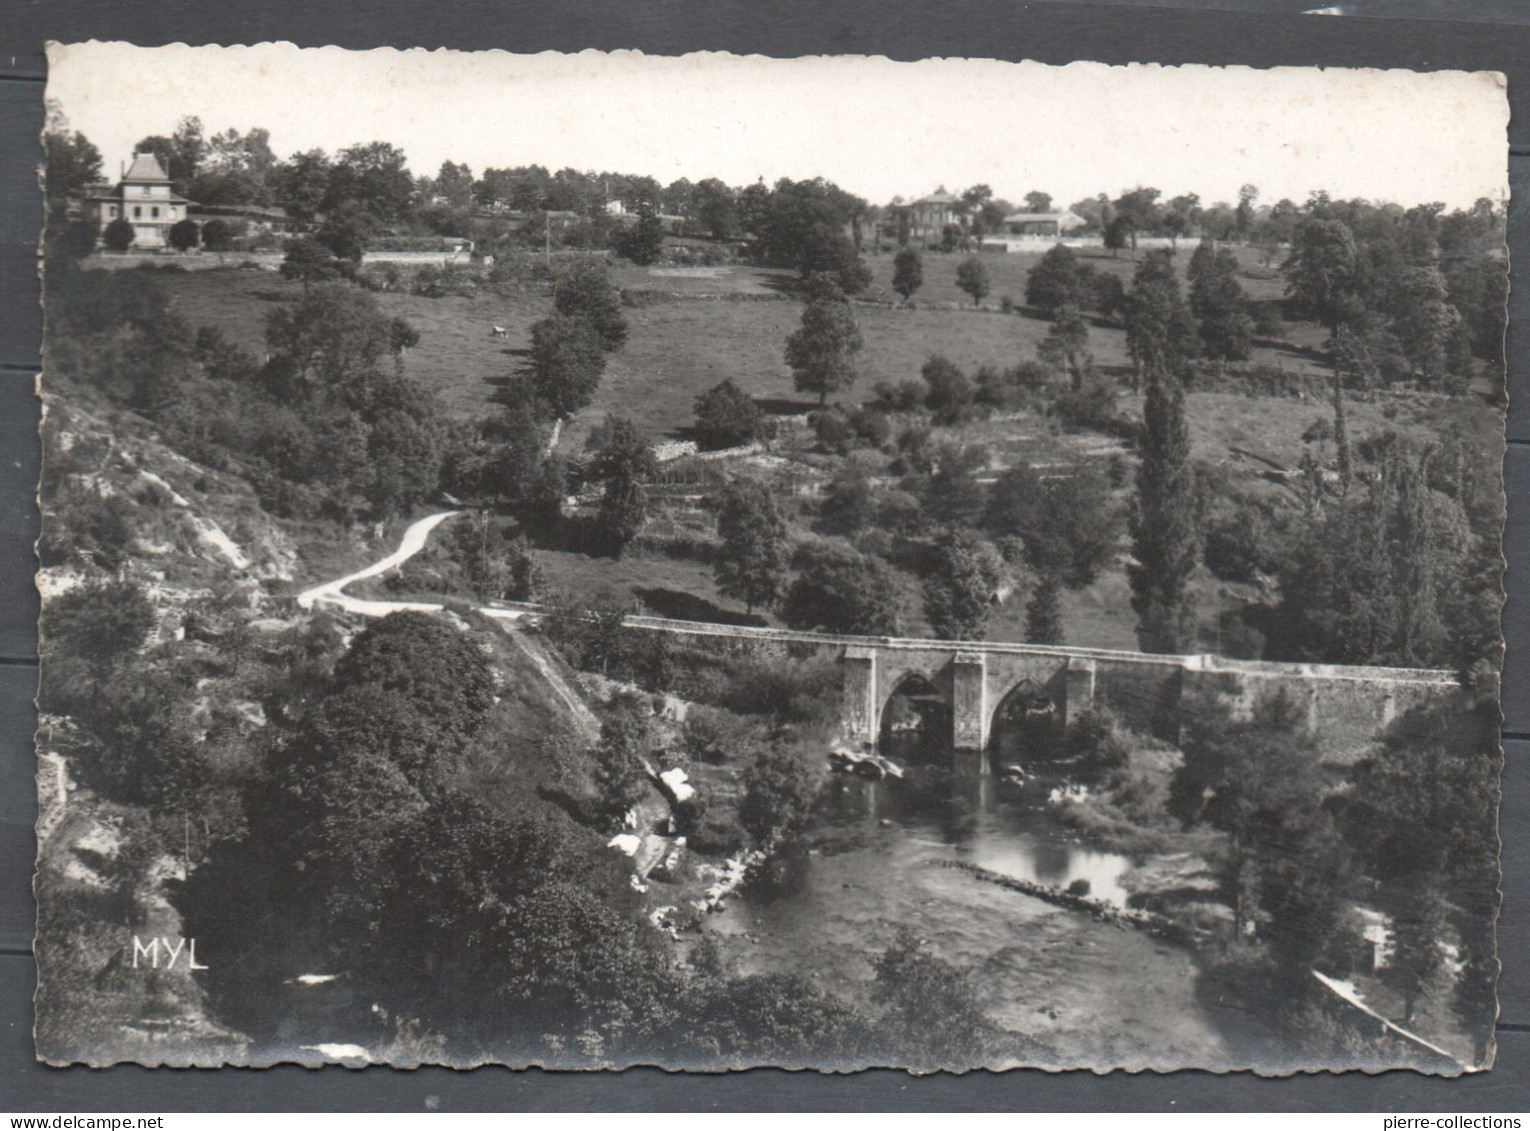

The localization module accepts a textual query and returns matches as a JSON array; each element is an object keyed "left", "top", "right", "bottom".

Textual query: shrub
[
  {"left": 847, "top": 406, "right": 892, "bottom": 448},
  {"left": 693, "top": 379, "right": 764, "bottom": 450},
  {"left": 168, "top": 218, "right": 199, "bottom": 252},
  {"left": 811, "top": 408, "right": 854, "bottom": 455},
  {"left": 921, "top": 355, "right": 975, "bottom": 425},
  {"left": 1051, "top": 377, "right": 1119, "bottom": 432},
  {"left": 359, "top": 262, "right": 406, "bottom": 292},
  {"left": 681, "top": 705, "right": 762, "bottom": 765},
  {"left": 199, "top": 218, "right": 237, "bottom": 252},
  {"left": 101, "top": 217, "right": 135, "bottom": 253},
  {"left": 719, "top": 653, "right": 842, "bottom": 725},
  {"left": 870, "top": 379, "right": 925, "bottom": 413},
  {"left": 1202, "top": 497, "right": 1292, "bottom": 584},
  {"left": 1063, "top": 710, "right": 1132, "bottom": 782}
]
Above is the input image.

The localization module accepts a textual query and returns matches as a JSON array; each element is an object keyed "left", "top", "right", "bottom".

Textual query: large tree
[
  {"left": 782, "top": 544, "right": 904, "bottom": 635},
  {"left": 324, "top": 140, "right": 414, "bottom": 224},
  {"left": 1382, "top": 266, "right": 1461, "bottom": 389},
  {"left": 693, "top": 177, "right": 737, "bottom": 240},
  {"left": 42, "top": 106, "right": 103, "bottom": 212},
  {"left": 1126, "top": 252, "right": 1199, "bottom": 654},
  {"left": 693, "top": 379, "right": 765, "bottom": 451},
  {"left": 955, "top": 256, "right": 991, "bottom": 307},
  {"left": 750, "top": 177, "right": 871, "bottom": 294},
  {"left": 1270, "top": 443, "right": 1472, "bottom": 667},
  {"left": 1172, "top": 693, "right": 1352, "bottom": 973},
  {"left": 280, "top": 236, "right": 344, "bottom": 291},
  {"left": 712, "top": 480, "right": 791, "bottom": 614},
  {"left": 1125, "top": 249, "right": 1198, "bottom": 386},
  {"left": 526, "top": 315, "right": 607, "bottom": 421},
  {"left": 1024, "top": 243, "right": 1085, "bottom": 318},
  {"left": 1129, "top": 366, "right": 1198, "bottom": 654},
  {"left": 553, "top": 261, "right": 628, "bottom": 351},
  {"left": 276, "top": 149, "right": 333, "bottom": 221},
  {"left": 589, "top": 416, "right": 656, "bottom": 556},
  {"left": 985, "top": 463, "right": 1119, "bottom": 590},
  {"left": 1188, "top": 241, "right": 1254, "bottom": 360},
  {"left": 922, "top": 529, "right": 1007, "bottom": 641},
  {"left": 614, "top": 208, "right": 666, "bottom": 266},
  {"left": 891, "top": 248, "right": 924, "bottom": 304},
  {"left": 784, "top": 290, "right": 864, "bottom": 405},
  {"left": 1283, "top": 216, "right": 1365, "bottom": 332}
]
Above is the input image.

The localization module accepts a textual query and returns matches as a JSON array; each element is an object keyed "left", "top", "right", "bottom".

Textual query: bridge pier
[
  {"left": 952, "top": 652, "right": 989, "bottom": 774},
  {"left": 1064, "top": 657, "right": 1096, "bottom": 725},
  {"left": 841, "top": 646, "right": 878, "bottom": 748},
  {"left": 951, "top": 652, "right": 988, "bottom": 750}
]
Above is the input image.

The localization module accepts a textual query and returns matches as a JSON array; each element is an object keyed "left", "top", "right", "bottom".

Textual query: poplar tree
[
  {"left": 1126, "top": 251, "right": 1200, "bottom": 654},
  {"left": 1025, "top": 576, "right": 1064, "bottom": 646}
]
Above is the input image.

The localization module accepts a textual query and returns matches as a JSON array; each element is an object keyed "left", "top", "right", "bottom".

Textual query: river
[{"left": 704, "top": 756, "right": 1243, "bottom": 1070}]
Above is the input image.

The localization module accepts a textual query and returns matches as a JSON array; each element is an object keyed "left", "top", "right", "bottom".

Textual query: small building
[
  {"left": 1001, "top": 210, "right": 1088, "bottom": 237},
  {"left": 85, "top": 152, "right": 193, "bottom": 250},
  {"left": 603, "top": 200, "right": 687, "bottom": 234},
  {"left": 890, "top": 188, "right": 961, "bottom": 244}
]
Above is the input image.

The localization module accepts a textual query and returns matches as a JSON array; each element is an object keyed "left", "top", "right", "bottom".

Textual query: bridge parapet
[{"left": 501, "top": 602, "right": 1465, "bottom": 762}]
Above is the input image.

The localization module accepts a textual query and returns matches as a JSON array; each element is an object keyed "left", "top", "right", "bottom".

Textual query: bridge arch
[
  {"left": 988, "top": 677, "right": 1063, "bottom": 770},
  {"left": 878, "top": 670, "right": 952, "bottom": 759}
]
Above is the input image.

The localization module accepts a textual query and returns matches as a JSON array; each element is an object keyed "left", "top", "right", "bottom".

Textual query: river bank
[{"left": 693, "top": 772, "right": 1250, "bottom": 1070}]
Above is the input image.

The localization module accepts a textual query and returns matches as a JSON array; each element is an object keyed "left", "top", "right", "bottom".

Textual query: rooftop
[
  {"left": 123, "top": 151, "right": 172, "bottom": 184},
  {"left": 1001, "top": 210, "right": 1087, "bottom": 227}
]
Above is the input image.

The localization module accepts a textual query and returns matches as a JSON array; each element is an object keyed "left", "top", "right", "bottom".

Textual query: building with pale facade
[{"left": 85, "top": 152, "right": 193, "bottom": 250}]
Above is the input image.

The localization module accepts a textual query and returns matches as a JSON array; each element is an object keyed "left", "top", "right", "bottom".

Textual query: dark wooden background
[{"left": 3, "top": 0, "right": 1529, "bottom": 1110}]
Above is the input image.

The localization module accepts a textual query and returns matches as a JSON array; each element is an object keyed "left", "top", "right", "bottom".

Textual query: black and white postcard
[{"left": 34, "top": 43, "right": 1509, "bottom": 1073}]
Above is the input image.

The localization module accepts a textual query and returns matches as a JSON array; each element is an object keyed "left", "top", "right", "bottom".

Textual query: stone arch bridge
[{"left": 604, "top": 614, "right": 1464, "bottom": 770}]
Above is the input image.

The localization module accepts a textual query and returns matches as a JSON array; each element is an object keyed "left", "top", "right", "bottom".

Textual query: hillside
[{"left": 33, "top": 383, "right": 626, "bottom": 1064}]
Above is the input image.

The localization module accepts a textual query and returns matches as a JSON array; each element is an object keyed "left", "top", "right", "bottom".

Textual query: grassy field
[
  {"left": 152, "top": 254, "right": 1327, "bottom": 444},
  {"left": 859, "top": 243, "right": 1293, "bottom": 309},
  {"left": 147, "top": 257, "right": 1500, "bottom": 654}
]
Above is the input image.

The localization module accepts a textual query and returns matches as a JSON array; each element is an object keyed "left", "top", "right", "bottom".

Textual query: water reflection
[{"left": 771, "top": 757, "right": 1134, "bottom": 908}]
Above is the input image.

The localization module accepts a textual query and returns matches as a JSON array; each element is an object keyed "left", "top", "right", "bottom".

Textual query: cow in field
[{"left": 491, "top": 325, "right": 508, "bottom": 339}]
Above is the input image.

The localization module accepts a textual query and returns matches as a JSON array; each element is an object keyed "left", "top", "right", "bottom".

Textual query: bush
[
  {"left": 974, "top": 362, "right": 1047, "bottom": 413},
  {"left": 719, "top": 653, "right": 842, "bottom": 725},
  {"left": 199, "top": 218, "right": 237, "bottom": 252},
  {"left": 1248, "top": 300, "right": 1285, "bottom": 337},
  {"left": 411, "top": 263, "right": 483, "bottom": 298},
  {"left": 921, "top": 355, "right": 975, "bottom": 425},
  {"left": 1202, "top": 501, "right": 1292, "bottom": 583},
  {"left": 359, "top": 262, "right": 406, "bottom": 292},
  {"left": 1063, "top": 709, "right": 1132, "bottom": 782},
  {"left": 101, "top": 217, "right": 135, "bottom": 253},
  {"left": 811, "top": 408, "right": 854, "bottom": 455},
  {"left": 869, "top": 379, "right": 925, "bottom": 413},
  {"left": 693, "top": 379, "right": 764, "bottom": 450},
  {"left": 168, "top": 218, "right": 199, "bottom": 253},
  {"left": 846, "top": 406, "right": 892, "bottom": 448},
  {"left": 681, "top": 705, "right": 763, "bottom": 765},
  {"left": 1051, "top": 377, "right": 1119, "bottom": 432},
  {"left": 740, "top": 741, "right": 823, "bottom": 845}
]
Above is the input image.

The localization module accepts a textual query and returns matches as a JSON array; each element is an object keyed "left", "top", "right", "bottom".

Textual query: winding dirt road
[
  {"left": 295, "top": 511, "right": 462, "bottom": 616},
  {"left": 295, "top": 510, "right": 596, "bottom": 738}
]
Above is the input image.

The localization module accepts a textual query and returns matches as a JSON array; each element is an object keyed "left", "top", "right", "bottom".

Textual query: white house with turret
[{"left": 85, "top": 152, "right": 194, "bottom": 250}]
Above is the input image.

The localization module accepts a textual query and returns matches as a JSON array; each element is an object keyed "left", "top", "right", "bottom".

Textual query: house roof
[
  {"left": 914, "top": 189, "right": 959, "bottom": 206},
  {"left": 1002, "top": 210, "right": 1086, "bottom": 227},
  {"left": 124, "top": 151, "right": 172, "bottom": 183}
]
